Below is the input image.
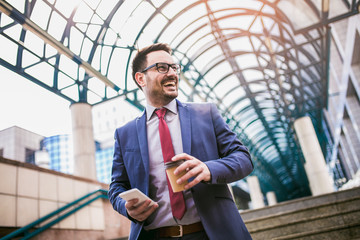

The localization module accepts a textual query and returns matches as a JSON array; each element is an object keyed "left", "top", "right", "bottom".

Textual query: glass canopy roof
[{"left": 1, "top": 0, "right": 359, "bottom": 201}]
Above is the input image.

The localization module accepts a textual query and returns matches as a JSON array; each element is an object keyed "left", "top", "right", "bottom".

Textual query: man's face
[{"left": 137, "top": 50, "right": 179, "bottom": 107}]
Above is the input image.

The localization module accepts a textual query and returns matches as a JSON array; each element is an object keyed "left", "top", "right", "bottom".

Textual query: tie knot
[{"left": 155, "top": 108, "right": 167, "bottom": 119}]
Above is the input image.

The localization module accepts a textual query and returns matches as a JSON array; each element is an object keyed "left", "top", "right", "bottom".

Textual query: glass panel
[
  {"left": 1, "top": 0, "right": 342, "bottom": 200},
  {"left": 328, "top": 0, "right": 349, "bottom": 18},
  {"left": 30, "top": 1, "right": 51, "bottom": 30},
  {"left": 277, "top": 0, "right": 319, "bottom": 31}
]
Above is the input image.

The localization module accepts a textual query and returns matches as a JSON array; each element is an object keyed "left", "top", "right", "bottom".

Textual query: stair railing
[{"left": 1, "top": 189, "right": 108, "bottom": 240}]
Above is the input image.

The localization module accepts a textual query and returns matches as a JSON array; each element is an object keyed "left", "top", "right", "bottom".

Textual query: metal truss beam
[{"left": 0, "top": 0, "right": 120, "bottom": 92}]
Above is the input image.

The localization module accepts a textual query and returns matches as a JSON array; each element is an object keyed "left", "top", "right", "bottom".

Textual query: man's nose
[{"left": 167, "top": 67, "right": 178, "bottom": 76}]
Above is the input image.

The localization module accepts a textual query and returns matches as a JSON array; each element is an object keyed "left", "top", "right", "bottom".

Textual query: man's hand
[
  {"left": 172, "top": 153, "right": 211, "bottom": 190},
  {"left": 125, "top": 199, "right": 158, "bottom": 222}
]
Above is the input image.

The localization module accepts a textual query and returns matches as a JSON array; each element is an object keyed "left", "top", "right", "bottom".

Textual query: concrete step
[
  {"left": 242, "top": 187, "right": 360, "bottom": 221},
  {"left": 246, "top": 196, "right": 360, "bottom": 232},
  {"left": 241, "top": 187, "right": 360, "bottom": 240},
  {"left": 273, "top": 222, "right": 360, "bottom": 240},
  {"left": 249, "top": 207, "right": 360, "bottom": 239}
]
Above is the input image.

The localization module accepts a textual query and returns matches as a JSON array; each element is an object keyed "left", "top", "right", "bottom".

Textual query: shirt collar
[{"left": 146, "top": 99, "right": 178, "bottom": 121}]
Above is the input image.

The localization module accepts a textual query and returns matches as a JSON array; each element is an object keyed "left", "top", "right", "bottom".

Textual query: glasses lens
[
  {"left": 171, "top": 64, "right": 180, "bottom": 74},
  {"left": 155, "top": 63, "right": 181, "bottom": 74},
  {"left": 156, "top": 63, "right": 169, "bottom": 73}
]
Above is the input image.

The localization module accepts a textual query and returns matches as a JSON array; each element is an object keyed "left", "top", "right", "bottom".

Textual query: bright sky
[{"left": 0, "top": 65, "right": 72, "bottom": 137}]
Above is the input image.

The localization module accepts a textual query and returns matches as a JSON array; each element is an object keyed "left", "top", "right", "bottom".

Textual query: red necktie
[{"left": 155, "top": 108, "right": 186, "bottom": 220}]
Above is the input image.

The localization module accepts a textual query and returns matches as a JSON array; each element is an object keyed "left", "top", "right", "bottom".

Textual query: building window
[{"left": 25, "top": 148, "right": 35, "bottom": 164}]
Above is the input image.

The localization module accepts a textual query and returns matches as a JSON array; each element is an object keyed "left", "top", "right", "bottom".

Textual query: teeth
[{"left": 164, "top": 82, "right": 175, "bottom": 86}]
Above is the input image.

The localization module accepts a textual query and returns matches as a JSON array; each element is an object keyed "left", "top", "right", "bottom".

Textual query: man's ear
[{"left": 135, "top": 72, "right": 145, "bottom": 88}]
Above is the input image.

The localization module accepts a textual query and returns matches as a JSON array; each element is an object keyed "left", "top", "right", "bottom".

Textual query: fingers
[
  {"left": 172, "top": 153, "right": 192, "bottom": 161},
  {"left": 179, "top": 166, "right": 205, "bottom": 189},
  {"left": 125, "top": 199, "right": 158, "bottom": 222},
  {"left": 172, "top": 155, "right": 211, "bottom": 190}
]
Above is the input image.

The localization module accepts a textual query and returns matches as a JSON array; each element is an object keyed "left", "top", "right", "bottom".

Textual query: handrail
[{"left": 1, "top": 189, "right": 108, "bottom": 240}]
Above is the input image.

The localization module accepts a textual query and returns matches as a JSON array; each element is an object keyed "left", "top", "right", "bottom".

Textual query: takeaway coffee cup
[{"left": 165, "top": 160, "right": 188, "bottom": 192}]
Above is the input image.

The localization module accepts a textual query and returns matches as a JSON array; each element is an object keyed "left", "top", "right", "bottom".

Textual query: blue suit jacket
[{"left": 108, "top": 100, "right": 253, "bottom": 240}]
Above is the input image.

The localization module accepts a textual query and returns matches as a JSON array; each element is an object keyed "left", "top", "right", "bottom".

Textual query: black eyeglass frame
[{"left": 140, "top": 62, "right": 181, "bottom": 75}]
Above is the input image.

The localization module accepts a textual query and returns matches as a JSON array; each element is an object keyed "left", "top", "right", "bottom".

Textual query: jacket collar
[
  {"left": 135, "top": 99, "right": 192, "bottom": 194},
  {"left": 145, "top": 99, "right": 178, "bottom": 121},
  {"left": 177, "top": 100, "right": 192, "bottom": 155}
]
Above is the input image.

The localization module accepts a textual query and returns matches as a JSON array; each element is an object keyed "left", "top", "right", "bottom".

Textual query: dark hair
[{"left": 131, "top": 43, "right": 173, "bottom": 89}]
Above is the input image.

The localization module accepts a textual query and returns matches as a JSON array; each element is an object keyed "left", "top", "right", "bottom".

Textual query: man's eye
[{"left": 158, "top": 65, "right": 167, "bottom": 71}]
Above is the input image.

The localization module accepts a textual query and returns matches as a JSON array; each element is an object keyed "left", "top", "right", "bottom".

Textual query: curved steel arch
[
  {"left": 1, "top": 0, "right": 358, "bottom": 201},
  {"left": 160, "top": 1, "right": 323, "bottom": 200}
]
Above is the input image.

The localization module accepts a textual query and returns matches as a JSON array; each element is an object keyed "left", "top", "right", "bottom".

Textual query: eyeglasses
[{"left": 141, "top": 62, "right": 181, "bottom": 75}]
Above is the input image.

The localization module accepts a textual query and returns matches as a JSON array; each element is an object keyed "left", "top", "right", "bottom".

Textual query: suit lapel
[
  {"left": 136, "top": 111, "right": 150, "bottom": 194},
  {"left": 177, "top": 100, "right": 192, "bottom": 155}
]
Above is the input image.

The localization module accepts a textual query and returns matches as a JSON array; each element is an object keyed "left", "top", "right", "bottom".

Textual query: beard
[
  {"left": 163, "top": 91, "right": 177, "bottom": 101},
  {"left": 161, "top": 76, "right": 178, "bottom": 98},
  {"left": 144, "top": 74, "right": 179, "bottom": 107}
]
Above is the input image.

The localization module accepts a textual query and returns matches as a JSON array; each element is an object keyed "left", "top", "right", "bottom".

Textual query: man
[{"left": 108, "top": 43, "right": 254, "bottom": 239}]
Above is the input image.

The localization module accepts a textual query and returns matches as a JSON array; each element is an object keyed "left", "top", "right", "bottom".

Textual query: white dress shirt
[{"left": 143, "top": 99, "right": 200, "bottom": 230}]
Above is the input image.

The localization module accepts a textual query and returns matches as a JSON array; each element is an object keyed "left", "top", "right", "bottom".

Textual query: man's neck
[{"left": 148, "top": 98, "right": 176, "bottom": 109}]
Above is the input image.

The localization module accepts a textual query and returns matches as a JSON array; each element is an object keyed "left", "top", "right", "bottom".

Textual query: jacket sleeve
[
  {"left": 204, "top": 103, "right": 254, "bottom": 184},
  {"left": 107, "top": 128, "right": 131, "bottom": 219}
]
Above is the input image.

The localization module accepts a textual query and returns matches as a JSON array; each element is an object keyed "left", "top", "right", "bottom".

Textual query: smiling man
[{"left": 108, "top": 43, "right": 254, "bottom": 240}]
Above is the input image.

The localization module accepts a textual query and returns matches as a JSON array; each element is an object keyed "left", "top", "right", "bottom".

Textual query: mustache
[{"left": 161, "top": 76, "right": 178, "bottom": 84}]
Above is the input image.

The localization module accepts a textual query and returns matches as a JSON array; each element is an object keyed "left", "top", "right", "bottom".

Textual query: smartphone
[{"left": 119, "top": 188, "right": 155, "bottom": 207}]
